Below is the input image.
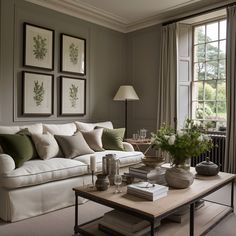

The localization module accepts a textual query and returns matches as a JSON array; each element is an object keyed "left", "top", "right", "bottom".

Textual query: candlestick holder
[{"left": 91, "top": 170, "right": 95, "bottom": 187}]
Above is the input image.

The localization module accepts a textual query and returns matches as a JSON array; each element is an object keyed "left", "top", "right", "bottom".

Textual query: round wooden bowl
[{"left": 141, "top": 156, "right": 165, "bottom": 167}]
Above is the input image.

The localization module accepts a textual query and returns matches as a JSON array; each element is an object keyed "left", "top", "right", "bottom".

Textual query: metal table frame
[{"left": 73, "top": 179, "right": 234, "bottom": 236}]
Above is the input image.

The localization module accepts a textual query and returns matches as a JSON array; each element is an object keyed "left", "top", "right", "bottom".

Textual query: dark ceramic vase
[{"left": 95, "top": 174, "right": 109, "bottom": 191}]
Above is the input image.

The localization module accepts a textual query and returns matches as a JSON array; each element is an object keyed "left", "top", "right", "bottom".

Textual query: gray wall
[
  {"left": 127, "top": 25, "right": 162, "bottom": 137},
  {"left": 0, "top": 0, "right": 128, "bottom": 127},
  {"left": 0, "top": 0, "right": 162, "bottom": 136}
]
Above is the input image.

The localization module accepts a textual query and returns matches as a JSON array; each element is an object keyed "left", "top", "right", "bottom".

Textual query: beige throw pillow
[
  {"left": 74, "top": 121, "right": 113, "bottom": 132},
  {"left": 81, "top": 128, "right": 104, "bottom": 151},
  {"left": 31, "top": 133, "right": 61, "bottom": 160},
  {"left": 55, "top": 132, "right": 94, "bottom": 158}
]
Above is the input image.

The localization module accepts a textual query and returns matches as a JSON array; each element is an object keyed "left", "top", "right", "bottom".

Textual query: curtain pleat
[
  {"left": 224, "top": 5, "right": 236, "bottom": 173},
  {"left": 156, "top": 23, "right": 177, "bottom": 130}
]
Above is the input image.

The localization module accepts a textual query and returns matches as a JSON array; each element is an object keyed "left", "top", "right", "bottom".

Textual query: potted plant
[{"left": 151, "top": 119, "right": 213, "bottom": 188}]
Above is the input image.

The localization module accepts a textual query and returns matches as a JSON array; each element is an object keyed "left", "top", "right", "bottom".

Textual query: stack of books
[
  {"left": 99, "top": 210, "right": 160, "bottom": 236},
  {"left": 129, "top": 164, "right": 166, "bottom": 184},
  {"left": 129, "top": 165, "right": 159, "bottom": 179},
  {"left": 127, "top": 182, "right": 169, "bottom": 201}
]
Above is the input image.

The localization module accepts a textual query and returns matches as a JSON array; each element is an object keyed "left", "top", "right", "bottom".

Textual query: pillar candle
[{"left": 90, "top": 155, "right": 97, "bottom": 172}]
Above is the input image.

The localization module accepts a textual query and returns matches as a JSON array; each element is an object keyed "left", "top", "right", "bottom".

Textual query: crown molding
[{"left": 25, "top": 0, "right": 230, "bottom": 33}]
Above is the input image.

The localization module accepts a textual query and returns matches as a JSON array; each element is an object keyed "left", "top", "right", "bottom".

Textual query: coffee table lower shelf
[{"left": 76, "top": 201, "right": 232, "bottom": 236}]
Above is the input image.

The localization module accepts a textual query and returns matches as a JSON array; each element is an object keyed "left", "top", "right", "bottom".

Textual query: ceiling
[{"left": 26, "top": 0, "right": 231, "bottom": 32}]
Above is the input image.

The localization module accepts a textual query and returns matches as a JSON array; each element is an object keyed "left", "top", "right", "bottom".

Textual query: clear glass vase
[{"left": 173, "top": 157, "right": 191, "bottom": 171}]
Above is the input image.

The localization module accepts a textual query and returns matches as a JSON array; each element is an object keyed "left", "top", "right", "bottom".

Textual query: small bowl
[{"left": 141, "top": 156, "right": 165, "bottom": 167}]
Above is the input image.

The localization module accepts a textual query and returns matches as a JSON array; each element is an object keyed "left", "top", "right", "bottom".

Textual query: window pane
[
  {"left": 220, "top": 20, "right": 226, "bottom": 40},
  {"left": 217, "top": 81, "right": 226, "bottom": 100},
  {"left": 206, "top": 22, "right": 218, "bottom": 42},
  {"left": 193, "top": 63, "right": 205, "bottom": 80},
  {"left": 219, "top": 40, "right": 226, "bottom": 59},
  {"left": 206, "top": 62, "right": 218, "bottom": 80},
  {"left": 206, "top": 42, "right": 218, "bottom": 60},
  {"left": 204, "top": 80, "right": 216, "bottom": 100},
  {"left": 194, "top": 25, "right": 205, "bottom": 44},
  {"left": 217, "top": 102, "right": 226, "bottom": 120},
  {"left": 219, "top": 60, "right": 226, "bottom": 79},
  {"left": 192, "top": 101, "right": 204, "bottom": 119},
  {"left": 194, "top": 45, "right": 205, "bottom": 62},
  {"left": 205, "top": 102, "right": 216, "bottom": 120},
  {"left": 192, "top": 81, "right": 204, "bottom": 100}
]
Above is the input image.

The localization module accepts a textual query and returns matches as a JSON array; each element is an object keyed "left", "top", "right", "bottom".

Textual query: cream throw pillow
[
  {"left": 81, "top": 128, "right": 104, "bottom": 151},
  {"left": 74, "top": 121, "right": 113, "bottom": 132},
  {"left": 55, "top": 132, "right": 94, "bottom": 158},
  {"left": 32, "top": 132, "right": 61, "bottom": 160}
]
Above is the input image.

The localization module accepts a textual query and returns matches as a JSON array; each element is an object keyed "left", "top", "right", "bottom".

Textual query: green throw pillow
[
  {"left": 102, "top": 128, "right": 125, "bottom": 151},
  {"left": 0, "top": 133, "right": 36, "bottom": 168}
]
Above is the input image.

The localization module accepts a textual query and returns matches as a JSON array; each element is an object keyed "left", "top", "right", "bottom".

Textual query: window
[{"left": 192, "top": 19, "right": 226, "bottom": 130}]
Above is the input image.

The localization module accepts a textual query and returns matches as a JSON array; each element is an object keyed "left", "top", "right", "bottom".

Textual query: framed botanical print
[
  {"left": 60, "top": 76, "right": 86, "bottom": 116},
  {"left": 61, "top": 34, "right": 86, "bottom": 75},
  {"left": 24, "top": 23, "right": 54, "bottom": 70},
  {"left": 23, "top": 71, "right": 53, "bottom": 116}
]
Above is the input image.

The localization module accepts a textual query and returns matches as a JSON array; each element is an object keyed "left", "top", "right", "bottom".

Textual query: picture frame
[
  {"left": 23, "top": 71, "right": 53, "bottom": 116},
  {"left": 60, "top": 76, "right": 86, "bottom": 116},
  {"left": 61, "top": 33, "right": 86, "bottom": 75},
  {"left": 23, "top": 23, "right": 54, "bottom": 70}
]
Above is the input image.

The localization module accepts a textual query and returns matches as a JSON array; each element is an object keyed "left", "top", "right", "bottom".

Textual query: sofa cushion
[
  {"left": 0, "top": 158, "right": 88, "bottom": 189},
  {"left": 0, "top": 134, "right": 37, "bottom": 168},
  {"left": 75, "top": 121, "right": 113, "bottom": 132},
  {"left": 0, "top": 125, "right": 20, "bottom": 134},
  {"left": 55, "top": 132, "right": 94, "bottom": 158},
  {"left": 20, "top": 123, "right": 43, "bottom": 134},
  {"left": 43, "top": 123, "right": 77, "bottom": 136},
  {"left": 75, "top": 150, "right": 143, "bottom": 172},
  {"left": 81, "top": 128, "right": 104, "bottom": 151},
  {"left": 32, "top": 133, "right": 61, "bottom": 160},
  {"left": 101, "top": 128, "right": 125, "bottom": 151}
]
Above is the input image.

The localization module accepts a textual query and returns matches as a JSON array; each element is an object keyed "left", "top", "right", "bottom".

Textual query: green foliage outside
[{"left": 193, "top": 23, "right": 226, "bottom": 124}]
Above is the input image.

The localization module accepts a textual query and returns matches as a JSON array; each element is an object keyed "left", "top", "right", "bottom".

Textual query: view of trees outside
[{"left": 192, "top": 19, "right": 226, "bottom": 130}]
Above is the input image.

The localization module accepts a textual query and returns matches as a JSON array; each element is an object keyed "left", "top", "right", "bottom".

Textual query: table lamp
[{"left": 113, "top": 85, "right": 139, "bottom": 138}]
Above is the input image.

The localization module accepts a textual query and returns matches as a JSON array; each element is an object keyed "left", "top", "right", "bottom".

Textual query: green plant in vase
[
  {"left": 151, "top": 118, "right": 213, "bottom": 167},
  {"left": 151, "top": 119, "right": 213, "bottom": 188}
]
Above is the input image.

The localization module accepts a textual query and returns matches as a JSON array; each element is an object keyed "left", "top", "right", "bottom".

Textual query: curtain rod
[{"left": 162, "top": 1, "right": 236, "bottom": 26}]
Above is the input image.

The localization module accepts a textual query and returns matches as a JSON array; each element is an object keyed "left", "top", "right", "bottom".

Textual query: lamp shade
[{"left": 113, "top": 85, "right": 139, "bottom": 101}]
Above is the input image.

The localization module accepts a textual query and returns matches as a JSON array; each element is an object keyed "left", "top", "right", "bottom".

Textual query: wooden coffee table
[{"left": 73, "top": 171, "right": 235, "bottom": 236}]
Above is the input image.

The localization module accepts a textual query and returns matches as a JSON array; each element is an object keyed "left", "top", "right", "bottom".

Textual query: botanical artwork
[
  {"left": 33, "top": 35, "right": 47, "bottom": 60},
  {"left": 23, "top": 72, "right": 53, "bottom": 115},
  {"left": 69, "top": 84, "right": 79, "bottom": 108},
  {"left": 69, "top": 43, "right": 79, "bottom": 65},
  {"left": 24, "top": 23, "right": 54, "bottom": 70},
  {"left": 33, "top": 80, "right": 45, "bottom": 106},
  {"left": 61, "top": 34, "right": 85, "bottom": 75},
  {"left": 61, "top": 76, "right": 86, "bottom": 115}
]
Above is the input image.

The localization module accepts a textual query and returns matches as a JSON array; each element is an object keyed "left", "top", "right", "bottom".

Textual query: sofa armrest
[
  {"left": 122, "top": 142, "right": 134, "bottom": 152},
  {"left": 0, "top": 154, "right": 15, "bottom": 175}
]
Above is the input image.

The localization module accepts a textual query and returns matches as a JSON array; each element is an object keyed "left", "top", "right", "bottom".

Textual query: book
[
  {"left": 127, "top": 189, "right": 168, "bottom": 201},
  {"left": 99, "top": 210, "right": 160, "bottom": 236},
  {"left": 102, "top": 210, "right": 150, "bottom": 232},
  {"left": 127, "top": 182, "right": 168, "bottom": 196},
  {"left": 129, "top": 170, "right": 159, "bottom": 179},
  {"left": 129, "top": 164, "right": 156, "bottom": 174}
]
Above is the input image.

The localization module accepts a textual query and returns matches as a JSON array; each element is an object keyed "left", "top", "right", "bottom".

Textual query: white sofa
[{"left": 0, "top": 121, "right": 143, "bottom": 222}]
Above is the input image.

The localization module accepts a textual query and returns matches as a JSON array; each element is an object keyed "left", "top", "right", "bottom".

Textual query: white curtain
[
  {"left": 224, "top": 5, "right": 236, "bottom": 173},
  {"left": 156, "top": 23, "right": 177, "bottom": 130}
]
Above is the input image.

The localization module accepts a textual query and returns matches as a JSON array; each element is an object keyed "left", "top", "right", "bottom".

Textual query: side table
[{"left": 125, "top": 138, "right": 152, "bottom": 155}]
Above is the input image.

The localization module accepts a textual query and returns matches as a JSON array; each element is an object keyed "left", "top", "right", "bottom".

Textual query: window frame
[{"left": 191, "top": 17, "right": 227, "bottom": 128}]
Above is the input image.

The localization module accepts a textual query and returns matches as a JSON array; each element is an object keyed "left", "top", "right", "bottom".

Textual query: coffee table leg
[
  {"left": 231, "top": 180, "right": 234, "bottom": 211},
  {"left": 190, "top": 203, "right": 194, "bottom": 236},
  {"left": 74, "top": 192, "right": 78, "bottom": 234},
  {"left": 151, "top": 220, "right": 155, "bottom": 236}
]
